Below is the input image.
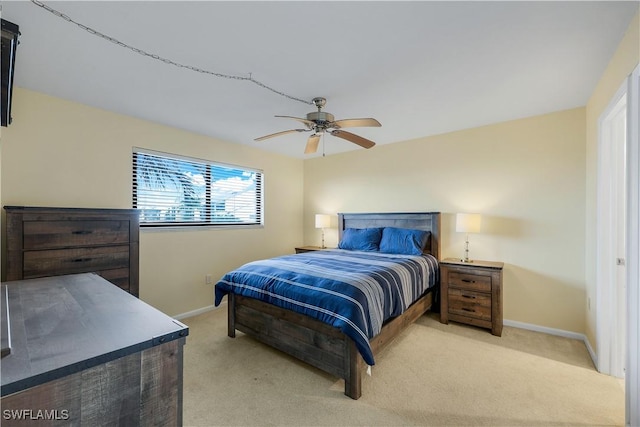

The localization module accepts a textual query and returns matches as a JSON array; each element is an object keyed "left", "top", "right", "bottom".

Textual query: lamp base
[
  {"left": 461, "top": 236, "right": 473, "bottom": 263},
  {"left": 460, "top": 258, "right": 474, "bottom": 263}
]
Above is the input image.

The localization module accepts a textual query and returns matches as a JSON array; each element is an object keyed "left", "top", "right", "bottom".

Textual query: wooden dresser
[
  {"left": 439, "top": 258, "right": 504, "bottom": 336},
  {"left": 1, "top": 273, "right": 188, "bottom": 426},
  {"left": 4, "top": 206, "right": 140, "bottom": 296}
]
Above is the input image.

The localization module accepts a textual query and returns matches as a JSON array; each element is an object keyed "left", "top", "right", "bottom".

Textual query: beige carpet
[{"left": 181, "top": 304, "right": 624, "bottom": 426}]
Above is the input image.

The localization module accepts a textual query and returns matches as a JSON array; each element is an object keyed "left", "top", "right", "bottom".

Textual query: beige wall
[
  {"left": 2, "top": 12, "right": 636, "bottom": 333},
  {"left": 584, "top": 12, "right": 639, "bottom": 347},
  {"left": 304, "top": 108, "right": 587, "bottom": 333},
  {"left": 0, "top": 88, "right": 304, "bottom": 316}
]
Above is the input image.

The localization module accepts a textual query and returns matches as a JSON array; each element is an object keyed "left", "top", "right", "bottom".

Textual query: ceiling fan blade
[
  {"left": 304, "top": 134, "right": 321, "bottom": 154},
  {"left": 330, "top": 118, "right": 382, "bottom": 129},
  {"left": 275, "top": 115, "right": 316, "bottom": 128},
  {"left": 330, "top": 130, "right": 376, "bottom": 149},
  {"left": 254, "top": 129, "right": 308, "bottom": 141}
]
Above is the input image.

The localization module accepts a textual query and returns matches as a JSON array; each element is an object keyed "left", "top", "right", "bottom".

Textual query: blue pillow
[
  {"left": 338, "top": 228, "right": 383, "bottom": 251},
  {"left": 379, "top": 227, "right": 430, "bottom": 255}
]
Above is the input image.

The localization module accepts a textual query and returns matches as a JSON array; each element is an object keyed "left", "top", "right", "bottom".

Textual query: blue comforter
[{"left": 214, "top": 249, "right": 439, "bottom": 365}]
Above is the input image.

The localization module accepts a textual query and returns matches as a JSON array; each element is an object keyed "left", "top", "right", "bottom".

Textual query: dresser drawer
[
  {"left": 23, "top": 220, "right": 130, "bottom": 250},
  {"left": 23, "top": 246, "right": 130, "bottom": 279},
  {"left": 449, "top": 271, "right": 491, "bottom": 292},
  {"left": 448, "top": 288, "right": 491, "bottom": 321}
]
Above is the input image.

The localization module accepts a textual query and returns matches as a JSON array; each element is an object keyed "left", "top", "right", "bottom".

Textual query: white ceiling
[{"left": 2, "top": 1, "right": 638, "bottom": 158}]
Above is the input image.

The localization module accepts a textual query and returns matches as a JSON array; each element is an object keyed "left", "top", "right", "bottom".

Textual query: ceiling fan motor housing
[{"left": 306, "top": 111, "right": 335, "bottom": 125}]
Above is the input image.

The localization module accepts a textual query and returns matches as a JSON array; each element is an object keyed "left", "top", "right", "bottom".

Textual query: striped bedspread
[{"left": 214, "top": 249, "right": 439, "bottom": 365}]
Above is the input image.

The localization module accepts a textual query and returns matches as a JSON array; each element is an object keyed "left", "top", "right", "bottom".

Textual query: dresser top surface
[
  {"left": 1, "top": 273, "right": 187, "bottom": 396},
  {"left": 4, "top": 205, "right": 139, "bottom": 214}
]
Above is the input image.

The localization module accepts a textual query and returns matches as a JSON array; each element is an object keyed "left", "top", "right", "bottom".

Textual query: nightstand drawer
[
  {"left": 449, "top": 271, "right": 491, "bottom": 293},
  {"left": 448, "top": 288, "right": 491, "bottom": 321}
]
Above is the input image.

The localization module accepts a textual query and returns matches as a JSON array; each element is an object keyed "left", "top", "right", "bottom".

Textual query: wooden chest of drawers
[
  {"left": 4, "top": 206, "right": 140, "bottom": 296},
  {"left": 439, "top": 258, "right": 504, "bottom": 336}
]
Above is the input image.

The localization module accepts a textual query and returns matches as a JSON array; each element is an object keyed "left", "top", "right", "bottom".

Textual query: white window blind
[{"left": 132, "top": 149, "right": 263, "bottom": 227}]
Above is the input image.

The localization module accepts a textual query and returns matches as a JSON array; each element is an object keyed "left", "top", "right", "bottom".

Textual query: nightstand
[
  {"left": 439, "top": 258, "right": 504, "bottom": 336},
  {"left": 295, "top": 246, "right": 327, "bottom": 254}
]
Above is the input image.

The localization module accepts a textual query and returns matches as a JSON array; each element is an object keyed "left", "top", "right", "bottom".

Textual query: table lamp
[
  {"left": 456, "top": 213, "right": 481, "bottom": 262},
  {"left": 315, "top": 214, "right": 331, "bottom": 249}
]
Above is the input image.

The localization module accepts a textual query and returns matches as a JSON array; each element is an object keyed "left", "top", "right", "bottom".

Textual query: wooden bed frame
[{"left": 226, "top": 212, "right": 441, "bottom": 399}]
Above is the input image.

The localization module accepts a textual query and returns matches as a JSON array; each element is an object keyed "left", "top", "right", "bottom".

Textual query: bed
[{"left": 214, "top": 212, "right": 440, "bottom": 399}]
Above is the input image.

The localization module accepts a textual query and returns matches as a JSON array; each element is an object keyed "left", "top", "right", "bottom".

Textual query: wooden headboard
[{"left": 337, "top": 212, "right": 441, "bottom": 260}]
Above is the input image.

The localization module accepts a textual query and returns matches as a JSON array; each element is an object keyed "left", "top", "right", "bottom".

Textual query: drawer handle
[
  {"left": 462, "top": 308, "right": 475, "bottom": 312},
  {"left": 461, "top": 294, "right": 476, "bottom": 299},
  {"left": 461, "top": 279, "right": 476, "bottom": 283},
  {"left": 72, "top": 230, "right": 93, "bottom": 235},
  {"left": 71, "top": 258, "right": 93, "bottom": 263}
]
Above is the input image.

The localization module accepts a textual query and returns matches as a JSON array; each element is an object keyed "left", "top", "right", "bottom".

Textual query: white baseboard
[
  {"left": 504, "top": 318, "right": 598, "bottom": 367},
  {"left": 504, "top": 318, "right": 584, "bottom": 340},
  {"left": 583, "top": 336, "right": 597, "bottom": 367},
  {"left": 173, "top": 304, "right": 220, "bottom": 320}
]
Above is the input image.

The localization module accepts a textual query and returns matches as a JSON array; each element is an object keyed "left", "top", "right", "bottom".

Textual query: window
[{"left": 132, "top": 149, "right": 263, "bottom": 227}]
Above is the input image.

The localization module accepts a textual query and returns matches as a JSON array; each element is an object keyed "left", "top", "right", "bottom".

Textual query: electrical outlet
[{"left": 205, "top": 274, "right": 212, "bottom": 285}]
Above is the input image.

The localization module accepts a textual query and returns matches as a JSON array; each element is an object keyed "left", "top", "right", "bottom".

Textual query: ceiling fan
[{"left": 255, "top": 97, "right": 381, "bottom": 154}]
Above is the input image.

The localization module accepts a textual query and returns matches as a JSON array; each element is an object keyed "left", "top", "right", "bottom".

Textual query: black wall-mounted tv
[{"left": 1, "top": 19, "right": 20, "bottom": 127}]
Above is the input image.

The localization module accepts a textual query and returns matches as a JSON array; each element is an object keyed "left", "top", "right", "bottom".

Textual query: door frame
[
  {"left": 596, "top": 79, "right": 628, "bottom": 378},
  {"left": 625, "top": 63, "right": 639, "bottom": 427}
]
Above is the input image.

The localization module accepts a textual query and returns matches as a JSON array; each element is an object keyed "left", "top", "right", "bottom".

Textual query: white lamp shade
[
  {"left": 315, "top": 214, "right": 331, "bottom": 229},
  {"left": 456, "top": 213, "right": 481, "bottom": 233}
]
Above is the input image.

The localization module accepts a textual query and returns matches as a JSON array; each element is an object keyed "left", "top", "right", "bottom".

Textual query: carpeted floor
[{"left": 181, "top": 304, "right": 624, "bottom": 426}]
